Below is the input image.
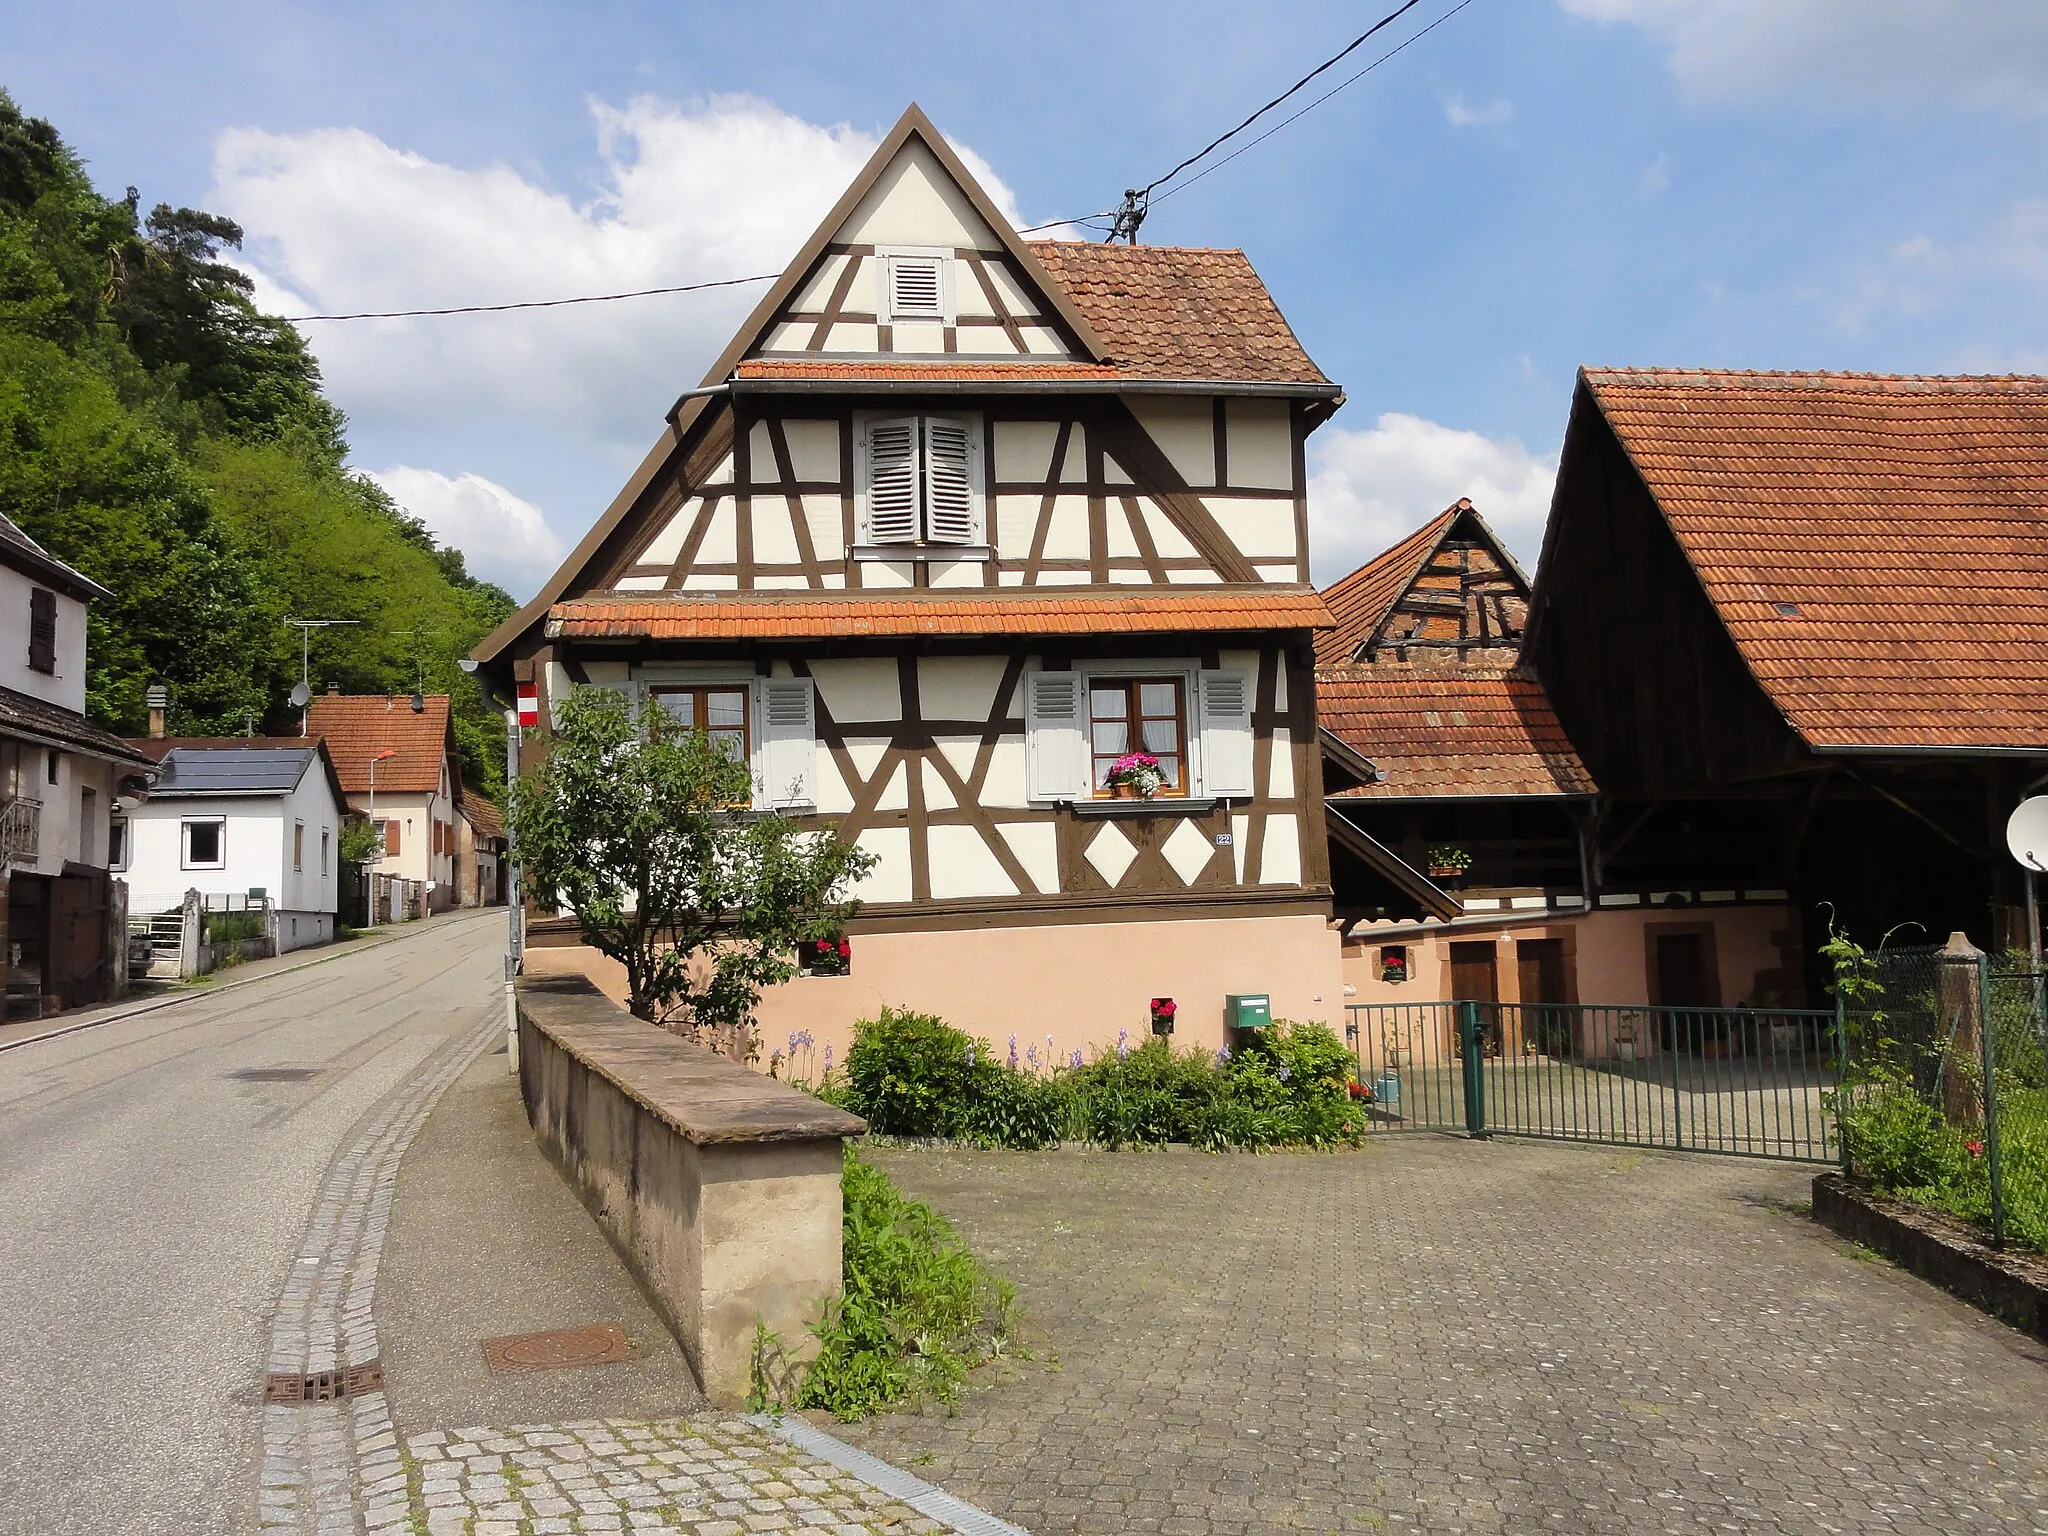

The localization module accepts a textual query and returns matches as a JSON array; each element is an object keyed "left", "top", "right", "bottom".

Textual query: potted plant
[
  {"left": 1425, "top": 844, "right": 1471, "bottom": 879},
  {"left": 1104, "top": 751, "right": 1167, "bottom": 799}
]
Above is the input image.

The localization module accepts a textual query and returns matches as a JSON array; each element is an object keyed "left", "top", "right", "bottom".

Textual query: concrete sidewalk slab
[{"left": 378, "top": 1050, "right": 707, "bottom": 1429}]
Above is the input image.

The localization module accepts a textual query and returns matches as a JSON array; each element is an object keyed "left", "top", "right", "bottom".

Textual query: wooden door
[
  {"left": 1448, "top": 940, "right": 1501, "bottom": 1056},
  {"left": 1517, "top": 938, "right": 1573, "bottom": 1056},
  {"left": 1652, "top": 930, "right": 1719, "bottom": 1054},
  {"left": 50, "top": 869, "right": 109, "bottom": 1010}
]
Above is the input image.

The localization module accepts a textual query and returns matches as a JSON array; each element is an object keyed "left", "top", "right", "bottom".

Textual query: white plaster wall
[
  {"left": 1225, "top": 398, "right": 1295, "bottom": 490},
  {"left": 782, "top": 421, "right": 841, "bottom": 481},
  {"left": 12, "top": 746, "right": 115, "bottom": 879},
  {"left": 993, "top": 421, "right": 1060, "bottom": 482},
  {"left": 0, "top": 564, "right": 87, "bottom": 711},
  {"left": 810, "top": 658, "right": 901, "bottom": 723},
  {"left": 926, "top": 824, "right": 1018, "bottom": 899},
  {"left": 1128, "top": 398, "right": 1216, "bottom": 487},
  {"left": 916, "top": 656, "right": 1008, "bottom": 723},
  {"left": 1205, "top": 497, "right": 1299, "bottom": 562},
  {"left": 123, "top": 797, "right": 285, "bottom": 913},
  {"left": 840, "top": 142, "right": 996, "bottom": 252}
]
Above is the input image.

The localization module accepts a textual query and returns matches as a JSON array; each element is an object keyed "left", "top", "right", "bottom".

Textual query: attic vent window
[{"left": 879, "top": 248, "right": 953, "bottom": 327}]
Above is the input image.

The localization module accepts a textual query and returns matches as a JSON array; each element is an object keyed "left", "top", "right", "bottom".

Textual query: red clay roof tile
[
  {"left": 1583, "top": 368, "right": 2048, "bottom": 751},
  {"left": 303, "top": 694, "right": 456, "bottom": 795},
  {"left": 1318, "top": 664, "right": 1596, "bottom": 799},
  {"left": 548, "top": 588, "right": 1333, "bottom": 640}
]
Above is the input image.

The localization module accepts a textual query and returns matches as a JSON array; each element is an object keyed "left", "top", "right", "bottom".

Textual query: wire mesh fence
[
  {"left": 1348, "top": 1000, "right": 1841, "bottom": 1162},
  {"left": 1836, "top": 940, "right": 2048, "bottom": 1252}
]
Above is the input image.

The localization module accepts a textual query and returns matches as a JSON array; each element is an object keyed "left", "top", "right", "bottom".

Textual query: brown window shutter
[
  {"left": 384, "top": 820, "right": 400, "bottom": 856},
  {"left": 29, "top": 587, "right": 57, "bottom": 675}
]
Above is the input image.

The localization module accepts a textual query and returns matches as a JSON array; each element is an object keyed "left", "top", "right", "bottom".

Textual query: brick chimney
[{"left": 145, "top": 684, "right": 169, "bottom": 739}]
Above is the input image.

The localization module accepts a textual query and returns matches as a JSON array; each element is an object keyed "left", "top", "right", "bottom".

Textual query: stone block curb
[
  {"left": 749, "top": 1413, "right": 1031, "bottom": 1536},
  {"left": 1812, "top": 1171, "right": 2048, "bottom": 1340}
]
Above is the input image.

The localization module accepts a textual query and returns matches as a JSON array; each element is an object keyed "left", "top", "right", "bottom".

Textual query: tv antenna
[{"left": 285, "top": 618, "right": 360, "bottom": 733}]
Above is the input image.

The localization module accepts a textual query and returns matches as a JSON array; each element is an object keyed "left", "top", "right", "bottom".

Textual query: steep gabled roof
[
  {"left": 458, "top": 788, "right": 504, "bottom": 841},
  {"left": 303, "top": 694, "right": 456, "bottom": 795},
  {"left": 474, "top": 105, "right": 1338, "bottom": 669},
  {"left": 1317, "top": 664, "right": 1595, "bottom": 800},
  {"left": 1316, "top": 500, "right": 1530, "bottom": 667},
  {"left": 1571, "top": 368, "right": 2048, "bottom": 752}
]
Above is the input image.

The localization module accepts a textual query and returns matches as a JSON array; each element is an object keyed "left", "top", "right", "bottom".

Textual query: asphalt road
[{"left": 0, "top": 910, "right": 507, "bottom": 1535}]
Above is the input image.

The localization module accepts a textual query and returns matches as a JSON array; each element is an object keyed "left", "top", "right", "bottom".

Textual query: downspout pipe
[{"left": 665, "top": 381, "right": 733, "bottom": 430}]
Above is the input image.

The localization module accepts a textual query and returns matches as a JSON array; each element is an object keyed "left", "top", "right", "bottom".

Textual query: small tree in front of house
[{"left": 510, "top": 687, "right": 874, "bottom": 1057}]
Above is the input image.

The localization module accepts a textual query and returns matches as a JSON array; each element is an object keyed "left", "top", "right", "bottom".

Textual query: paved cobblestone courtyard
[
  {"left": 827, "top": 1136, "right": 2048, "bottom": 1535},
  {"left": 392, "top": 1417, "right": 945, "bottom": 1535}
]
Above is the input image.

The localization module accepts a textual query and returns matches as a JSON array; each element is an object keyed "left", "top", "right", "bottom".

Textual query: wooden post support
[{"left": 1936, "top": 931, "right": 1986, "bottom": 1129}]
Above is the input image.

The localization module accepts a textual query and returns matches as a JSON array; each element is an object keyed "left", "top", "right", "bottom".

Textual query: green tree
[{"left": 509, "top": 688, "right": 874, "bottom": 1051}]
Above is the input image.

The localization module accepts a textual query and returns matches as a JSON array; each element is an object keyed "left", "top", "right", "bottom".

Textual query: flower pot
[
  {"left": 1427, "top": 865, "right": 1465, "bottom": 880},
  {"left": 1110, "top": 783, "right": 1137, "bottom": 799}
]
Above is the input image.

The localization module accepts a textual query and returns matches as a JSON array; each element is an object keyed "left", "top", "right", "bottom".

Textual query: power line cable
[
  {"left": 1143, "top": 0, "right": 1427, "bottom": 198},
  {"left": 278, "top": 272, "right": 780, "bottom": 322},
  {"left": 1150, "top": 0, "right": 1480, "bottom": 209}
]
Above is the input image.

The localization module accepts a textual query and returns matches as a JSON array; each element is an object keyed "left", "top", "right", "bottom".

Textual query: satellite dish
[
  {"left": 289, "top": 681, "right": 311, "bottom": 708},
  {"left": 410, "top": 691, "right": 426, "bottom": 713},
  {"left": 2007, "top": 796, "right": 2048, "bottom": 872}
]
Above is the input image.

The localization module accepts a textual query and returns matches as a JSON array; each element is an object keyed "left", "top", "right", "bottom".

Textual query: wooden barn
[
  {"left": 1525, "top": 367, "right": 2048, "bottom": 970},
  {"left": 1316, "top": 500, "right": 1803, "bottom": 1031},
  {"left": 474, "top": 104, "right": 1353, "bottom": 1061}
]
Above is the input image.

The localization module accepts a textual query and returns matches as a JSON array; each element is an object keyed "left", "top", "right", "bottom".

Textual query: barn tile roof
[
  {"left": 303, "top": 694, "right": 455, "bottom": 795},
  {"left": 1030, "top": 243, "right": 1332, "bottom": 386},
  {"left": 737, "top": 360, "right": 1124, "bottom": 383},
  {"left": 1582, "top": 368, "right": 2048, "bottom": 752},
  {"left": 548, "top": 587, "right": 1333, "bottom": 641},
  {"left": 1317, "top": 664, "right": 1596, "bottom": 799}
]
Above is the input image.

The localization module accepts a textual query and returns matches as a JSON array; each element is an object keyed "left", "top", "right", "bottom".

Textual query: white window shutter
[
  {"left": 1198, "top": 670, "right": 1254, "bottom": 798},
  {"left": 757, "top": 677, "right": 816, "bottom": 809},
  {"left": 858, "top": 417, "right": 920, "bottom": 544},
  {"left": 922, "top": 415, "right": 983, "bottom": 545},
  {"left": 1024, "top": 671, "right": 1086, "bottom": 802}
]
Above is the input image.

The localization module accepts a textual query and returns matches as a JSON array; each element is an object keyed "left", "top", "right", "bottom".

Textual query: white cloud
[
  {"left": 1820, "top": 197, "right": 2048, "bottom": 338},
  {"left": 1444, "top": 94, "right": 1514, "bottom": 128},
  {"left": 1560, "top": 0, "right": 2048, "bottom": 116},
  {"left": 1638, "top": 153, "right": 1671, "bottom": 196},
  {"left": 365, "top": 466, "right": 566, "bottom": 597},
  {"left": 210, "top": 95, "right": 1033, "bottom": 450},
  {"left": 1307, "top": 414, "right": 1556, "bottom": 586}
]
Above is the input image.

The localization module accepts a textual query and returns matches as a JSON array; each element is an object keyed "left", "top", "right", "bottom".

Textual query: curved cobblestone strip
[{"left": 259, "top": 1008, "right": 500, "bottom": 1534}]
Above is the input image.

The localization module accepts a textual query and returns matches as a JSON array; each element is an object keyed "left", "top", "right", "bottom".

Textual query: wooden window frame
[
  {"left": 649, "top": 684, "right": 755, "bottom": 803},
  {"left": 1085, "top": 675, "right": 1191, "bottom": 800},
  {"left": 294, "top": 820, "right": 305, "bottom": 873}
]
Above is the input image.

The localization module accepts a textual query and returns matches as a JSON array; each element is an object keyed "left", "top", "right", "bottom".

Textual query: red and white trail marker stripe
[{"left": 516, "top": 684, "right": 539, "bottom": 728}]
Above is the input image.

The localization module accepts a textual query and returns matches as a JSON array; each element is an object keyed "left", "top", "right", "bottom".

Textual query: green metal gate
[{"left": 1347, "top": 1001, "right": 1842, "bottom": 1162}]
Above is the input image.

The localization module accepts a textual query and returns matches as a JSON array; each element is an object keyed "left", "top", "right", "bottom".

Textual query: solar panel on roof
[{"left": 152, "top": 748, "right": 312, "bottom": 795}]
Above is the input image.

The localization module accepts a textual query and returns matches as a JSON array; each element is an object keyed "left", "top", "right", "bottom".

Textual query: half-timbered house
[{"left": 476, "top": 105, "right": 1349, "bottom": 1060}]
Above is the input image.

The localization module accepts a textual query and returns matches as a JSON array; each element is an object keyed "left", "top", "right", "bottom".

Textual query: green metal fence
[
  {"left": 1346, "top": 1000, "right": 1842, "bottom": 1162},
  {"left": 1837, "top": 942, "right": 2048, "bottom": 1251}
]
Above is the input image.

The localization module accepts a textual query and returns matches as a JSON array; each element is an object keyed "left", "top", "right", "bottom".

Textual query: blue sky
[{"left": 9, "top": 1, "right": 2048, "bottom": 595}]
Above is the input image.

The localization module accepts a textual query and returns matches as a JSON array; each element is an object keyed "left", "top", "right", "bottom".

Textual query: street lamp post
[{"left": 366, "top": 748, "right": 397, "bottom": 928}]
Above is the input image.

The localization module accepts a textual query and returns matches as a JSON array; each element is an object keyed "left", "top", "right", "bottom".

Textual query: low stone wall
[
  {"left": 517, "top": 974, "right": 866, "bottom": 1405},
  {"left": 1811, "top": 1173, "right": 2048, "bottom": 1341}
]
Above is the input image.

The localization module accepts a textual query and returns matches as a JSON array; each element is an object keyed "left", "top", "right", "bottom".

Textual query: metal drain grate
[
  {"left": 481, "top": 1323, "right": 633, "bottom": 1374},
  {"left": 265, "top": 1361, "right": 383, "bottom": 1403},
  {"left": 230, "top": 1068, "right": 321, "bottom": 1083}
]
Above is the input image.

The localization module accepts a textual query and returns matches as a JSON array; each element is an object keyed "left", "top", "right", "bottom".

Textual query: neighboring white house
[
  {"left": 118, "top": 741, "right": 348, "bottom": 953},
  {"left": 1, "top": 510, "right": 153, "bottom": 1018}
]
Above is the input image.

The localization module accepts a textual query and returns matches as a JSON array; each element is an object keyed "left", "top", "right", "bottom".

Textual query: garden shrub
[
  {"left": 754, "top": 1148, "right": 1016, "bottom": 1421},
  {"left": 835, "top": 1009, "right": 1368, "bottom": 1152}
]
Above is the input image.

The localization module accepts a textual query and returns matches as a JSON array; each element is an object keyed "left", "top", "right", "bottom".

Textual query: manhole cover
[
  {"left": 481, "top": 1323, "right": 633, "bottom": 1375},
  {"left": 229, "top": 1068, "right": 321, "bottom": 1082},
  {"left": 266, "top": 1361, "right": 383, "bottom": 1402}
]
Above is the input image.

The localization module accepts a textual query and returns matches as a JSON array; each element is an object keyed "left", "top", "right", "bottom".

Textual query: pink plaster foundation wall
[
  {"left": 526, "top": 911, "right": 1346, "bottom": 1076},
  {"left": 1338, "top": 904, "right": 1804, "bottom": 1063}
]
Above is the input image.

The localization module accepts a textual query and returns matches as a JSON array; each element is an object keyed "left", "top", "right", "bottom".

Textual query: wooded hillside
[{"left": 0, "top": 91, "right": 516, "bottom": 797}]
